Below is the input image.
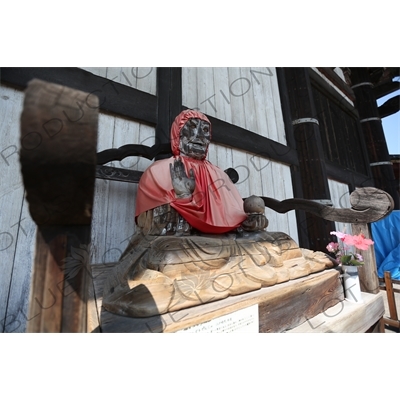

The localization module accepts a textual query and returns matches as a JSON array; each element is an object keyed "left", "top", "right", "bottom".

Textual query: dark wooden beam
[
  {"left": 350, "top": 68, "right": 400, "bottom": 209},
  {"left": 284, "top": 67, "right": 336, "bottom": 252},
  {"left": 2, "top": 67, "right": 299, "bottom": 168},
  {"left": 378, "top": 94, "right": 400, "bottom": 119},
  {"left": 207, "top": 115, "right": 299, "bottom": 167},
  {"left": 325, "top": 162, "right": 374, "bottom": 189},
  {"left": 96, "top": 143, "right": 171, "bottom": 165},
  {"left": 316, "top": 67, "right": 355, "bottom": 101},
  {"left": 155, "top": 68, "right": 182, "bottom": 159},
  {"left": 1, "top": 67, "right": 158, "bottom": 125},
  {"left": 276, "top": 67, "right": 309, "bottom": 248},
  {"left": 369, "top": 67, "right": 399, "bottom": 85},
  {"left": 374, "top": 80, "right": 400, "bottom": 99}
]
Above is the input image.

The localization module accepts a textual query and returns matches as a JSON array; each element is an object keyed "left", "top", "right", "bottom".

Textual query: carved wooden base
[
  {"left": 90, "top": 265, "right": 344, "bottom": 333},
  {"left": 101, "top": 231, "right": 334, "bottom": 318}
]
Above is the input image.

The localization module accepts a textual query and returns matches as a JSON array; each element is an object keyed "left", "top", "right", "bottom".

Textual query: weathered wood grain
[
  {"left": 1, "top": 67, "right": 158, "bottom": 126},
  {"left": 181, "top": 68, "right": 286, "bottom": 145},
  {"left": 270, "top": 67, "right": 287, "bottom": 145},
  {"left": 288, "top": 292, "right": 385, "bottom": 333},
  {"left": 105, "top": 116, "right": 139, "bottom": 264},
  {"left": 20, "top": 79, "right": 98, "bottom": 225},
  {"left": 90, "top": 114, "right": 155, "bottom": 265},
  {"left": 95, "top": 268, "right": 343, "bottom": 333},
  {"left": 90, "top": 114, "right": 115, "bottom": 265},
  {"left": 258, "top": 268, "right": 343, "bottom": 332},
  {"left": 228, "top": 67, "right": 247, "bottom": 131},
  {"left": 328, "top": 179, "right": 351, "bottom": 234},
  {"left": 19, "top": 79, "right": 98, "bottom": 332},
  {"left": 351, "top": 223, "right": 380, "bottom": 294},
  {"left": 27, "top": 226, "right": 92, "bottom": 332},
  {"left": 87, "top": 262, "right": 101, "bottom": 333},
  {"left": 232, "top": 148, "right": 251, "bottom": 198},
  {"left": 0, "top": 85, "right": 36, "bottom": 333},
  {"left": 213, "top": 68, "right": 232, "bottom": 125},
  {"left": 3, "top": 198, "right": 36, "bottom": 332},
  {"left": 27, "top": 229, "right": 66, "bottom": 332},
  {"left": 260, "top": 187, "right": 393, "bottom": 224}
]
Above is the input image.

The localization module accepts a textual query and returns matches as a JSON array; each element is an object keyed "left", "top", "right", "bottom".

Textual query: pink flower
[
  {"left": 343, "top": 234, "right": 374, "bottom": 250},
  {"left": 330, "top": 231, "right": 347, "bottom": 241},
  {"left": 326, "top": 242, "right": 339, "bottom": 253},
  {"left": 355, "top": 253, "right": 364, "bottom": 262}
]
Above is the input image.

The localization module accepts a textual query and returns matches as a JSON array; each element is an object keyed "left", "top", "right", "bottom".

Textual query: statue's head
[{"left": 171, "top": 110, "right": 211, "bottom": 160}]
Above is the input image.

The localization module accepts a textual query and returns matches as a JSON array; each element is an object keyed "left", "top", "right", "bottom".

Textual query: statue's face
[{"left": 179, "top": 118, "right": 211, "bottom": 160}]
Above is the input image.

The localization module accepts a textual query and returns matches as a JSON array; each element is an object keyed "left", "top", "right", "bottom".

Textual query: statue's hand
[
  {"left": 170, "top": 158, "right": 195, "bottom": 198},
  {"left": 241, "top": 214, "right": 268, "bottom": 232}
]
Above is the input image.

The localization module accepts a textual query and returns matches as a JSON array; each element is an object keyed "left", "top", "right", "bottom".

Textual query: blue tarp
[{"left": 371, "top": 210, "right": 400, "bottom": 279}]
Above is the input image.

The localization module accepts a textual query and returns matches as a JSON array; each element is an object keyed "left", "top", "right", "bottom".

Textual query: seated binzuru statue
[{"left": 102, "top": 110, "right": 333, "bottom": 318}]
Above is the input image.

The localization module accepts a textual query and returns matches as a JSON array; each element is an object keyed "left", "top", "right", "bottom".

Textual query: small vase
[{"left": 343, "top": 265, "right": 363, "bottom": 303}]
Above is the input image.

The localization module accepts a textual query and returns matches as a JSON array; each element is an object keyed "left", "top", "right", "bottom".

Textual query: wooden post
[
  {"left": 283, "top": 68, "right": 336, "bottom": 252},
  {"left": 276, "top": 68, "right": 310, "bottom": 249},
  {"left": 351, "top": 223, "right": 379, "bottom": 294},
  {"left": 348, "top": 187, "right": 394, "bottom": 294},
  {"left": 384, "top": 271, "right": 399, "bottom": 321},
  {"left": 350, "top": 68, "right": 400, "bottom": 209},
  {"left": 20, "top": 79, "right": 98, "bottom": 332}
]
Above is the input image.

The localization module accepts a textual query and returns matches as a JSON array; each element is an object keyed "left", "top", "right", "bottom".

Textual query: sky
[{"left": 377, "top": 78, "right": 400, "bottom": 155}]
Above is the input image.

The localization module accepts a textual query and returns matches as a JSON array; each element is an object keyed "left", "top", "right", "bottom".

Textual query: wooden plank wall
[
  {"left": 328, "top": 178, "right": 351, "bottom": 234},
  {"left": 80, "top": 67, "right": 156, "bottom": 95},
  {"left": 183, "top": 67, "right": 298, "bottom": 242},
  {"left": 182, "top": 67, "right": 286, "bottom": 144},
  {"left": 0, "top": 84, "right": 36, "bottom": 333},
  {"left": 78, "top": 67, "right": 157, "bottom": 264},
  {"left": 91, "top": 114, "right": 155, "bottom": 264}
]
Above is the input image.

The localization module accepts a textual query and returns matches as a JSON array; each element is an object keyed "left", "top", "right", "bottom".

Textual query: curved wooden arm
[
  {"left": 258, "top": 187, "right": 394, "bottom": 224},
  {"left": 96, "top": 143, "right": 172, "bottom": 165}
]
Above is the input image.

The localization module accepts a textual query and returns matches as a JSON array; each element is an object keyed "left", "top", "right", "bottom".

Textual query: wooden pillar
[
  {"left": 350, "top": 68, "right": 400, "bottom": 209},
  {"left": 276, "top": 68, "right": 309, "bottom": 249},
  {"left": 283, "top": 68, "right": 336, "bottom": 252},
  {"left": 155, "top": 68, "right": 182, "bottom": 160},
  {"left": 20, "top": 79, "right": 98, "bottom": 332}
]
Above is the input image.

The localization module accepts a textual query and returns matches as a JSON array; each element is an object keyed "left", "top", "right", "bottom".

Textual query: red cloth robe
[{"left": 135, "top": 110, "right": 247, "bottom": 234}]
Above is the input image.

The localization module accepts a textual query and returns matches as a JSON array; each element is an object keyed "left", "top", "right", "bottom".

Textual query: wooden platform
[
  {"left": 288, "top": 292, "right": 385, "bottom": 333},
  {"left": 89, "top": 263, "right": 348, "bottom": 333}
]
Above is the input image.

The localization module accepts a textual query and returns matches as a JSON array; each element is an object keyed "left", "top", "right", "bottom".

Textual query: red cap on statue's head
[{"left": 170, "top": 110, "right": 212, "bottom": 157}]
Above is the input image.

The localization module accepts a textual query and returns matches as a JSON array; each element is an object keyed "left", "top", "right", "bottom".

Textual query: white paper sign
[{"left": 176, "top": 304, "right": 259, "bottom": 333}]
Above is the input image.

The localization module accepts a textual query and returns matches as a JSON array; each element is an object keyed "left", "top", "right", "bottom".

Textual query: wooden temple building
[{"left": 0, "top": 67, "right": 398, "bottom": 333}]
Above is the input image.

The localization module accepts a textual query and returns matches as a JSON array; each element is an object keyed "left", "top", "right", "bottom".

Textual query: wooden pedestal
[{"left": 89, "top": 265, "right": 344, "bottom": 333}]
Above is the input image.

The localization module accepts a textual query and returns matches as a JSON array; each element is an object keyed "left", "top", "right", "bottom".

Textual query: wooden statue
[{"left": 102, "top": 110, "right": 334, "bottom": 317}]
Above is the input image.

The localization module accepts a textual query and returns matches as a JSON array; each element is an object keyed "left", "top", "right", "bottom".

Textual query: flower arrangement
[{"left": 326, "top": 231, "right": 374, "bottom": 267}]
